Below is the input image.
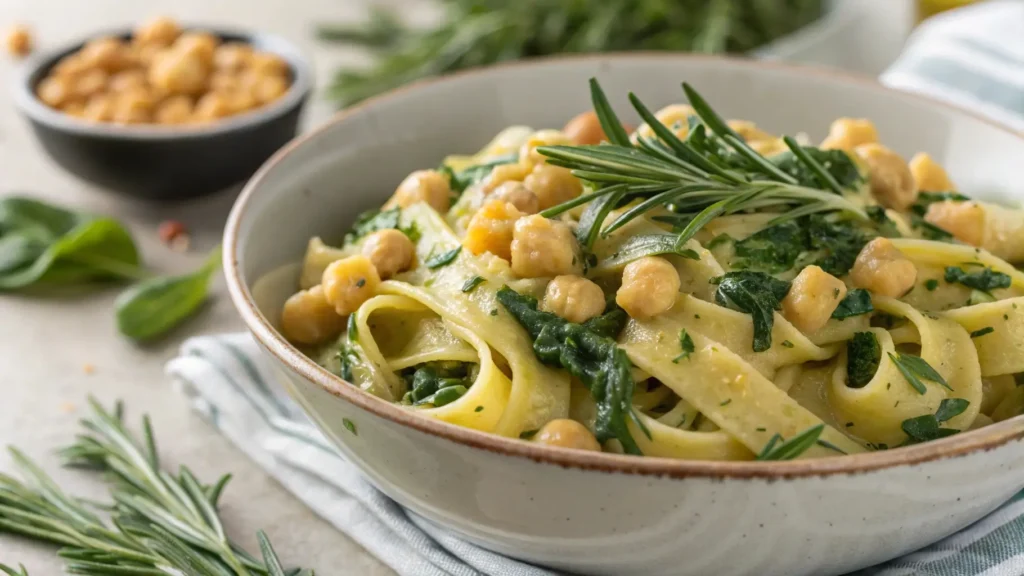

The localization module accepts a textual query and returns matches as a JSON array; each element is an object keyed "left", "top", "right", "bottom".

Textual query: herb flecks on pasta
[{"left": 275, "top": 78, "right": 1024, "bottom": 460}]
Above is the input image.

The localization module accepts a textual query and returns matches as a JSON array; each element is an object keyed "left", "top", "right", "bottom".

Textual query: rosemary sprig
[
  {"left": 756, "top": 424, "right": 825, "bottom": 460},
  {"left": 0, "top": 399, "right": 311, "bottom": 576},
  {"left": 538, "top": 80, "right": 868, "bottom": 254}
]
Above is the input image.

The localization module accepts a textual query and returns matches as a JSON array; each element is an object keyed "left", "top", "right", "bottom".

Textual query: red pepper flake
[{"left": 159, "top": 220, "right": 187, "bottom": 244}]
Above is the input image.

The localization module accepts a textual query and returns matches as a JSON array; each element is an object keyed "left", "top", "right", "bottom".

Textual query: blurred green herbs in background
[{"left": 318, "top": 0, "right": 825, "bottom": 106}]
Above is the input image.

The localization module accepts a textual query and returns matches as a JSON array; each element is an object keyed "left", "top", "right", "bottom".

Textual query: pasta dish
[{"left": 276, "top": 80, "right": 1024, "bottom": 460}]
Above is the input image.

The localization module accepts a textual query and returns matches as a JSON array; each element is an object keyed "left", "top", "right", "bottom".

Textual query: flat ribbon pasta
[{"left": 946, "top": 297, "right": 1024, "bottom": 377}]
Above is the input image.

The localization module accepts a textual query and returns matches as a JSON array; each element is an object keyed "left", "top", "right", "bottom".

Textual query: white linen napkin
[{"left": 168, "top": 3, "right": 1024, "bottom": 574}]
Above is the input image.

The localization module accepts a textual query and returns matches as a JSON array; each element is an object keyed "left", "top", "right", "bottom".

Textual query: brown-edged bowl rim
[
  {"left": 12, "top": 24, "right": 313, "bottom": 140},
  {"left": 223, "top": 52, "right": 1024, "bottom": 480}
]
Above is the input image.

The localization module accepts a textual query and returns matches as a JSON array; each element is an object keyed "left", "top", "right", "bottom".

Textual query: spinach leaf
[
  {"left": 772, "top": 146, "right": 863, "bottom": 190},
  {"left": 732, "top": 221, "right": 806, "bottom": 273},
  {"left": 806, "top": 215, "right": 871, "bottom": 277},
  {"left": 399, "top": 361, "right": 477, "bottom": 406},
  {"left": 865, "top": 206, "right": 902, "bottom": 238},
  {"left": 944, "top": 266, "right": 1012, "bottom": 293},
  {"left": 343, "top": 208, "right": 420, "bottom": 246},
  {"left": 832, "top": 288, "right": 873, "bottom": 319},
  {"left": 0, "top": 196, "right": 83, "bottom": 239},
  {"left": 581, "top": 302, "right": 629, "bottom": 340},
  {"left": 846, "top": 331, "right": 880, "bottom": 388},
  {"left": 910, "top": 191, "right": 971, "bottom": 216},
  {"left": 888, "top": 352, "right": 952, "bottom": 395},
  {"left": 0, "top": 234, "right": 46, "bottom": 274},
  {"left": 461, "top": 276, "right": 485, "bottom": 293},
  {"left": 902, "top": 398, "right": 970, "bottom": 444},
  {"left": 444, "top": 152, "right": 518, "bottom": 194},
  {"left": 911, "top": 215, "right": 955, "bottom": 241},
  {"left": 496, "top": 286, "right": 641, "bottom": 454},
  {"left": 114, "top": 248, "right": 221, "bottom": 342},
  {"left": 713, "top": 271, "right": 791, "bottom": 352}
]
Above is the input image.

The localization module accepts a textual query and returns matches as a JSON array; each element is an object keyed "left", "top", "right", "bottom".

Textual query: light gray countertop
[{"left": 0, "top": 0, "right": 909, "bottom": 571}]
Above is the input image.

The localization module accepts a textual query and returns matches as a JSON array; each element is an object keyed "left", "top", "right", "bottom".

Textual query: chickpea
[
  {"left": 523, "top": 164, "right": 583, "bottom": 211},
  {"left": 518, "top": 129, "right": 571, "bottom": 167},
  {"left": 781, "top": 265, "right": 847, "bottom": 333},
  {"left": 208, "top": 71, "right": 239, "bottom": 93},
  {"left": 909, "top": 152, "right": 955, "bottom": 192},
  {"left": 252, "top": 74, "right": 289, "bottom": 104},
  {"left": 79, "top": 37, "right": 128, "bottom": 71},
  {"left": 727, "top": 120, "right": 773, "bottom": 143},
  {"left": 36, "top": 76, "right": 73, "bottom": 108},
  {"left": 154, "top": 95, "right": 193, "bottom": 125},
  {"left": 851, "top": 238, "right": 918, "bottom": 298},
  {"left": 72, "top": 69, "right": 108, "bottom": 100},
  {"left": 855, "top": 143, "right": 918, "bottom": 211},
  {"left": 131, "top": 43, "right": 163, "bottom": 67},
  {"left": 385, "top": 169, "right": 452, "bottom": 213},
  {"left": 83, "top": 94, "right": 115, "bottom": 122},
  {"left": 511, "top": 215, "right": 581, "bottom": 278},
  {"left": 820, "top": 117, "right": 878, "bottom": 151},
  {"left": 149, "top": 49, "right": 209, "bottom": 95},
  {"left": 362, "top": 229, "right": 415, "bottom": 279},
  {"left": 924, "top": 200, "right": 984, "bottom": 247},
  {"left": 482, "top": 161, "right": 531, "bottom": 193},
  {"left": 533, "top": 418, "right": 601, "bottom": 451},
  {"left": 542, "top": 275, "right": 606, "bottom": 324},
  {"left": 108, "top": 69, "right": 148, "bottom": 93},
  {"left": 222, "top": 89, "right": 258, "bottom": 115},
  {"left": 111, "top": 90, "right": 154, "bottom": 124},
  {"left": 321, "top": 255, "right": 381, "bottom": 316},
  {"left": 52, "top": 55, "right": 89, "bottom": 78},
  {"left": 193, "top": 92, "right": 231, "bottom": 122},
  {"left": 463, "top": 199, "right": 524, "bottom": 261},
  {"left": 563, "top": 110, "right": 607, "bottom": 145},
  {"left": 214, "top": 42, "right": 253, "bottom": 71},
  {"left": 6, "top": 25, "right": 32, "bottom": 57},
  {"left": 134, "top": 16, "right": 181, "bottom": 47},
  {"left": 616, "top": 256, "right": 680, "bottom": 320},
  {"left": 249, "top": 52, "right": 288, "bottom": 77},
  {"left": 62, "top": 100, "right": 86, "bottom": 117},
  {"left": 280, "top": 286, "right": 346, "bottom": 345},
  {"left": 632, "top": 104, "right": 694, "bottom": 144},
  {"left": 174, "top": 32, "right": 218, "bottom": 64},
  {"left": 490, "top": 182, "right": 539, "bottom": 214}
]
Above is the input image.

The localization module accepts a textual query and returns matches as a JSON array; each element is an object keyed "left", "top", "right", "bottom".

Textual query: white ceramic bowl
[{"left": 225, "top": 55, "right": 1024, "bottom": 576}]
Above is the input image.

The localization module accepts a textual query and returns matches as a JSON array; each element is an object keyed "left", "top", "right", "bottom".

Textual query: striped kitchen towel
[{"left": 167, "top": 3, "right": 1024, "bottom": 574}]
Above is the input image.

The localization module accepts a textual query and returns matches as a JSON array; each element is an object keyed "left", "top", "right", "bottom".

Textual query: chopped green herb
[
  {"left": 672, "top": 329, "right": 695, "bottom": 363},
  {"left": 489, "top": 309, "right": 498, "bottom": 316},
  {"left": 902, "top": 398, "right": 970, "bottom": 444},
  {"left": 756, "top": 427, "right": 767, "bottom": 432},
  {"left": 832, "top": 287, "right": 841, "bottom": 299},
  {"left": 1004, "top": 314, "right": 1010, "bottom": 320},
  {"left": 444, "top": 153, "right": 519, "bottom": 194},
  {"left": 707, "top": 233, "right": 735, "bottom": 249},
  {"left": 888, "top": 352, "right": 951, "bottom": 394},
  {"left": 519, "top": 429, "right": 539, "bottom": 440},
  {"left": 343, "top": 418, "right": 358, "bottom": 435},
  {"left": 832, "top": 288, "right": 874, "bottom": 319},
  {"left": 425, "top": 246, "right": 462, "bottom": 269},
  {"left": 720, "top": 399, "right": 732, "bottom": 406},
  {"left": 845, "top": 422, "right": 854, "bottom": 428},
  {"left": 815, "top": 439, "right": 847, "bottom": 455},
  {"left": 343, "top": 208, "right": 419, "bottom": 245},
  {"left": 755, "top": 424, "right": 825, "bottom": 460},
  {"left": 970, "top": 326, "right": 994, "bottom": 339},
  {"left": 400, "top": 361, "right": 477, "bottom": 406},
  {"left": 910, "top": 191, "right": 971, "bottom": 216},
  {"left": 846, "top": 332, "right": 881, "bottom": 388},
  {"left": 694, "top": 314, "right": 701, "bottom": 319},
  {"left": 781, "top": 340, "right": 794, "bottom": 348},
  {"left": 944, "top": 266, "right": 1011, "bottom": 293},
  {"left": 356, "top": 278, "right": 366, "bottom": 288},
  {"left": 713, "top": 271, "right": 791, "bottom": 352},
  {"left": 474, "top": 405, "right": 484, "bottom": 412},
  {"left": 347, "top": 314, "right": 358, "bottom": 342},
  {"left": 925, "top": 279, "right": 939, "bottom": 291},
  {"left": 461, "top": 275, "right": 486, "bottom": 293}
]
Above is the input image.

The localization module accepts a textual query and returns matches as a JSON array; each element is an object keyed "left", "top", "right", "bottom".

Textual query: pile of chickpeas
[{"left": 35, "top": 17, "right": 291, "bottom": 126}]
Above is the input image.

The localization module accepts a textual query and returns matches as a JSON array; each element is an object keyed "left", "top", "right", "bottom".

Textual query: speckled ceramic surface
[{"left": 224, "top": 55, "right": 1024, "bottom": 576}]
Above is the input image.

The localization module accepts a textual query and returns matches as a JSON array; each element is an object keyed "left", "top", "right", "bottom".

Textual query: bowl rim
[
  {"left": 11, "top": 24, "right": 313, "bottom": 140},
  {"left": 224, "top": 52, "right": 1024, "bottom": 480}
]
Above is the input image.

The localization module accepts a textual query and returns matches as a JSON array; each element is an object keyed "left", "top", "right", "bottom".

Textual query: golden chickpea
[
  {"left": 79, "top": 36, "right": 128, "bottom": 71},
  {"left": 321, "top": 255, "right": 381, "bottom": 316},
  {"left": 134, "top": 16, "right": 181, "bottom": 47},
  {"left": 821, "top": 118, "right": 878, "bottom": 151},
  {"left": 108, "top": 69, "right": 148, "bottom": 93},
  {"left": 154, "top": 95, "right": 193, "bottom": 125},
  {"left": 213, "top": 42, "right": 253, "bottom": 71},
  {"left": 924, "top": 200, "right": 984, "bottom": 247},
  {"left": 252, "top": 74, "right": 289, "bottom": 104},
  {"left": 72, "top": 69, "right": 108, "bottom": 100},
  {"left": 362, "top": 229, "right": 415, "bottom": 279},
  {"left": 463, "top": 200, "right": 525, "bottom": 261},
  {"left": 385, "top": 169, "right": 453, "bottom": 213},
  {"left": 222, "top": 89, "right": 258, "bottom": 115},
  {"left": 523, "top": 164, "right": 583, "bottom": 211},
  {"left": 482, "top": 162, "right": 531, "bottom": 193},
  {"left": 208, "top": 71, "right": 239, "bottom": 92},
  {"left": 616, "top": 257, "right": 680, "bottom": 320},
  {"left": 249, "top": 52, "right": 288, "bottom": 76},
  {"left": 563, "top": 110, "right": 606, "bottom": 145},
  {"left": 632, "top": 104, "right": 694, "bottom": 144},
  {"left": 149, "top": 49, "right": 209, "bottom": 95},
  {"left": 6, "top": 25, "right": 32, "bottom": 57},
  {"left": 37, "top": 76, "right": 73, "bottom": 108},
  {"left": 781, "top": 265, "right": 847, "bottom": 333},
  {"left": 193, "top": 92, "right": 231, "bottom": 122},
  {"left": 280, "top": 286, "right": 346, "bottom": 345},
  {"left": 490, "top": 182, "right": 539, "bottom": 214},
  {"left": 534, "top": 419, "right": 601, "bottom": 451},
  {"left": 542, "top": 275, "right": 606, "bottom": 324},
  {"left": 909, "top": 152, "right": 955, "bottom": 192},
  {"left": 131, "top": 43, "right": 163, "bottom": 67},
  {"left": 61, "top": 100, "right": 86, "bottom": 117},
  {"left": 52, "top": 54, "right": 89, "bottom": 78},
  {"left": 510, "top": 215, "right": 581, "bottom": 278},
  {"left": 83, "top": 94, "right": 115, "bottom": 122},
  {"left": 111, "top": 90, "right": 154, "bottom": 124},
  {"left": 174, "top": 32, "right": 218, "bottom": 64},
  {"left": 855, "top": 143, "right": 918, "bottom": 211},
  {"left": 851, "top": 238, "right": 918, "bottom": 298},
  {"left": 518, "top": 130, "right": 571, "bottom": 167},
  {"left": 727, "top": 120, "right": 773, "bottom": 143}
]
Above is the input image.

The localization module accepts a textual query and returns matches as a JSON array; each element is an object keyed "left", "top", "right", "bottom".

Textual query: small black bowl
[{"left": 13, "top": 28, "right": 312, "bottom": 201}]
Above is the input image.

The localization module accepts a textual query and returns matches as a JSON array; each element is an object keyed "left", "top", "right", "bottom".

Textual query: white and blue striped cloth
[{"left": 168, "top": 4, "right": 1024, "bottom": 574}]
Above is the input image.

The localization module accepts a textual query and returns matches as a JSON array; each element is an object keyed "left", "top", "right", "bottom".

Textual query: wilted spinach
[
  {"left": 713, "top": 271, "right": 791, "bottom": 352},
  {"left": 772, "top": 146, "right": 863, "bottom": 191},
  {"left": 944, "top": 266, "right": 1012, "bottom": 293},
  {"left": 832, "top": 288, "right": 874, "bottom": 319},
  {"left": 846, "top": 331, "right": 880, "bottom": 388}
]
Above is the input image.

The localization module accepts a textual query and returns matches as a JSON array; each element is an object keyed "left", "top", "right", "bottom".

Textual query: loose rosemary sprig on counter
[
  {"left": 538, "top": 79, "right": 868, "bottom": 253},
  {"left": 0, "top": 399, "right": 311, "bottom": 576}
]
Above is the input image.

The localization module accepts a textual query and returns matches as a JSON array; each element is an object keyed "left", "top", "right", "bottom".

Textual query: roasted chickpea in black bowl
[{"left": 13, "top": 17, "right": 312, "bottom": 201}]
